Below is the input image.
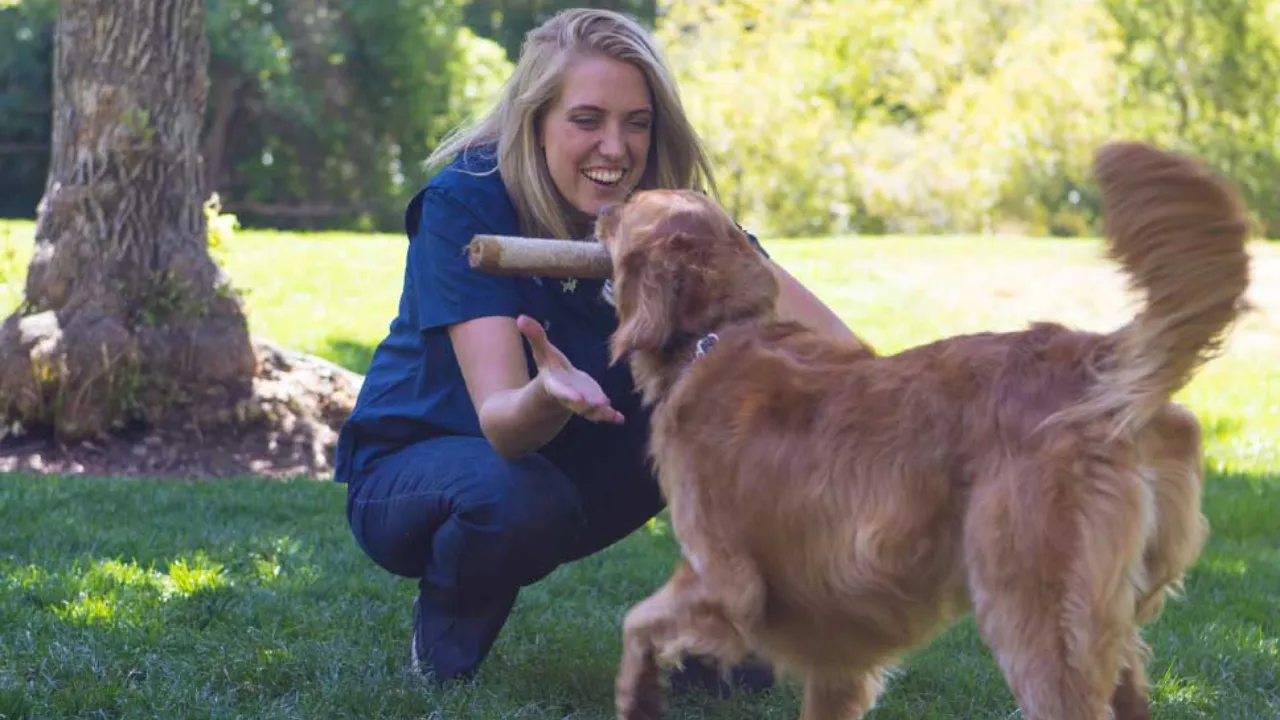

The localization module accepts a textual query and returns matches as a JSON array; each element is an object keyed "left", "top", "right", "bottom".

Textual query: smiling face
[{"left": 541, "top": 53, "right": 653, "bottom": 218}]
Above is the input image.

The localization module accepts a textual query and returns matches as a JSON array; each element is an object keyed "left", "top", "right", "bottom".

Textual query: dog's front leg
[
  {"left": 616, "top": 562, "right": 697, "bottom": 720},
  {"left": 799, "top": 665, "right": 887, "bottom": 720},
  {"left": 616, "top": 623, "right": 664, "bottom": 720},
  {"left": 616, "top": 561, "right": 756, "bottom": 720}
]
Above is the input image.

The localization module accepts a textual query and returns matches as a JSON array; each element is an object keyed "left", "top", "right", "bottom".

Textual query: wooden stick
[{"left": 465, "top": 234, "right": 613, "bottom": 278}]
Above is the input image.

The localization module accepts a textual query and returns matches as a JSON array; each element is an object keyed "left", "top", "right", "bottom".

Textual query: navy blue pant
[{"left": 345, "top": 434, "right": 665, "bottom": 680}]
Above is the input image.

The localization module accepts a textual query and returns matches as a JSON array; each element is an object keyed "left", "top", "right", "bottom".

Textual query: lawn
[{"left": 1, "top": 219, "right": 1277, "bottom": 718}]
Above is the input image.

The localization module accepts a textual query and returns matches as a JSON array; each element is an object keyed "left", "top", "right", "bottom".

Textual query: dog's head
[{"left": 596, "top": 189, "right": 778, "bottom": 366}]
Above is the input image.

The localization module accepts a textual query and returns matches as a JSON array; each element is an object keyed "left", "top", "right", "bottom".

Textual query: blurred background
[{"left": 2, "top": 0, "right": 1277, "bottom": 241}]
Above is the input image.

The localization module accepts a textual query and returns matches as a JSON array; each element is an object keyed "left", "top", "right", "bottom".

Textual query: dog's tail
[{"left": 1054, "top": 141, "right": 1252, "bottom": 437}]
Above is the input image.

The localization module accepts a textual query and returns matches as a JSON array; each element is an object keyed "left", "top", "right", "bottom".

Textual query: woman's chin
[{"left": 576, "top": 188, "right": 630, "bottom": 216}]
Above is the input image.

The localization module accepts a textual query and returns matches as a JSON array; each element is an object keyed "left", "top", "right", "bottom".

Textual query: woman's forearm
[
  {"left": 478, "top": 376, "right": 574, "bottom": 459},
  {"left": 450, "top": 316, "right": 575, "bottom": 459},
  {"left": 770, "top": 261, "right": 856, "bottom": 339}
]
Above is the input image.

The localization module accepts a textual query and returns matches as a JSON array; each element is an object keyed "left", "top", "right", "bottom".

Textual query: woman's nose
[{"left": 598, "top": 125, "right": 625, "bottom": 158}]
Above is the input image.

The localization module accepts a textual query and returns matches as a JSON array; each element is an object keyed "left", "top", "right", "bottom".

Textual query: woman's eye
[{"left": 571, "top": 116, "right": 598, "bottom": 128}]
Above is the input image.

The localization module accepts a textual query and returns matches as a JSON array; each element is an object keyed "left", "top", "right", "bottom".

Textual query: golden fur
[{"left": 595, "top": 141, "right": 1252, "bottom": 720}]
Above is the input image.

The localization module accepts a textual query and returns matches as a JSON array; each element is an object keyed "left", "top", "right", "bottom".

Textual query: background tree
[
  {"left": 0, "top": 0, "right": 57, "bottom": 220},
  {"left": 0, "top": 0, "right": 256, "bottom": 441},
  {"left": 1, "top": 0, "right": 1277, "bottom": 239},
  {"left": 464, "top": 0, "right": 656, "bottom": 60}
]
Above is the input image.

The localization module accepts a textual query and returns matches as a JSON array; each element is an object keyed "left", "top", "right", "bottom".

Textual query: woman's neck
[{"left": 563, "top": 202, "right": 597, "bottom": 239}]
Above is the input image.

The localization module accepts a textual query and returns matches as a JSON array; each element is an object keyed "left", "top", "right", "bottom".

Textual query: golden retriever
[{"left": 593, "top": 141, "right": 1252, "bottom": 720}]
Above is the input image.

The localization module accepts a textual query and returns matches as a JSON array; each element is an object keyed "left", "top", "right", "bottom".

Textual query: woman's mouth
[{"left": 582, "top": 167, "right": 626, "bottom": 188}]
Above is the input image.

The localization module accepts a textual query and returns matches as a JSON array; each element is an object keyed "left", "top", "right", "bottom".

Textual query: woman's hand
[{"left": 517, "top": 315, "right": 624, "bottom": 424}]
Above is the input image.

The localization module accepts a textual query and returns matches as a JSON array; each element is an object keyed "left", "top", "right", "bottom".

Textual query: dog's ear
[
  {"left": 608, "top": 235, "right": 687, "bottom": 365},
  {"left": 719, "top": 225, "right": 779, "bottom": 317}
]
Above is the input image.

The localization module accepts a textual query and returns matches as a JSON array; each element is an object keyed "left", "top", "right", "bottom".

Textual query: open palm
[{"left": 517, "top": 315, "right": 624, "bottom": 424}]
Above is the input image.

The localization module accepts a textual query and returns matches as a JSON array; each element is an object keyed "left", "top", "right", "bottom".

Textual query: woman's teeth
[{"left": 582, "top": 168, "right": 624, "bottom": 186}]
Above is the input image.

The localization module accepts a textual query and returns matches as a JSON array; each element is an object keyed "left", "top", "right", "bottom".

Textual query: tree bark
[{"left": 0, "top": 0, "right": 256, "bottom": 442}]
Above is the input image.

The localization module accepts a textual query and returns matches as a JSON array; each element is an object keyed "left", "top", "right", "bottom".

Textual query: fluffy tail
[{"left": 1060, "top": 141, "right": 1252, "bottom": 437}]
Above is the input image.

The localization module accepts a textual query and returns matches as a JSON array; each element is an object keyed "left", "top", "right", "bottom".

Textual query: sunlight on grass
[
  {"left": 168, "top": 556, "right": 230, "bottom": 595},
  {"left": 1200, "top": 554, "right": 1250, "bottom": 577},
  {"left": 248, "top": 535, "right": 313, "bottom": 584},
  {"left": 642, "top": 516, "right": 669, "bottom": 537},
  {"left": 18, "top": 553, "right": 231, "bottom": 628},
  {"left": 1151, "top": 671, "right": 1216, "bottom": 713}
]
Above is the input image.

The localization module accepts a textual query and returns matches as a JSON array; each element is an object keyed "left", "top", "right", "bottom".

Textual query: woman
[{"left": 335, "top": 7, "right": 853, "bottom": 691}]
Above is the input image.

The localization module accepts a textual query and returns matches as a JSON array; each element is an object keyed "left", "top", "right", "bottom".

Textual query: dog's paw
[
  {"left": 616, "top": 653, "right": 666, "bottom": 720},
  {"left": 617, "top": 686, "right": 664, "bottom": 720}
]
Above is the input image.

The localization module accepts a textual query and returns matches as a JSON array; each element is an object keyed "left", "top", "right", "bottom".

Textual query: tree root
[{"left": 0, "top": 335, "right": 362, "bottom": 481}]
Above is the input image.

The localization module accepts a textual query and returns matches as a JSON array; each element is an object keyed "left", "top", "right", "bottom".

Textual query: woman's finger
[
  {"left": 572, "top": 382, "right": 624, "bottom": 424},
  {"left": 542, "top": 370, "right": 624, "bottom": 424},
  {"left": 584, "top": 405, "right": 625, "bottom": 424},
  {"left": 515, "top": 314, "right": 550, "bottom": 363},
  {"left": 517, "top": 314, "right": 570, "bottom": 369}
]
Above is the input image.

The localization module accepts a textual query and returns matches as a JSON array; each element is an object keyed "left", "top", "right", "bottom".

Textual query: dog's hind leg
[
  {"left": 798, "top": 665, "right": 887, "bottom": 720},
  {"left": 615, "top": 559, "right": 764, "bottom": 720},
  {"left": 1109, "top": 632, "right": 1153, "bottom": 720},
  {"left": 1134, "top": 404, "right": 1209, "bottom": 626},
  {"left": 964, "top": 440, "right": 1152, "bottom": 720},
  {"left": 1107, "top": 404, "right": 1209, "bottom": 720}
]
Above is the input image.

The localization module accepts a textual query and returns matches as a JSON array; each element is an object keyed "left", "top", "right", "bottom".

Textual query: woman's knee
[
  {"left": 347, "top": 436, "right": 584, "bottom": 590},
  {"left": 447, "top": 450, "right": 587, "bottom": 595}
]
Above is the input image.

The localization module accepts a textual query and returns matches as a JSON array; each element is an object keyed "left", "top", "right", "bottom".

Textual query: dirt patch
[{"left": 0, "top": 339, "right": 361, "bottom": 481}]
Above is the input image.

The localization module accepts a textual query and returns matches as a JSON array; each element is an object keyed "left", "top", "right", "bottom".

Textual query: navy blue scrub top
[{"left": 332, "top": 144, "right": 767, "bottom": 489}]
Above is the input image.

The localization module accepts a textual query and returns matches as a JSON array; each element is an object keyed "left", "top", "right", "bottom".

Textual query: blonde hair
[{"left": 425, "top": 8, "right": 718, "bottom": 240}]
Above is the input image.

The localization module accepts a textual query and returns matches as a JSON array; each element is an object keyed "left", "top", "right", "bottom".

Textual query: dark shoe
[
  {"left": 409, "top": 588, "right": 517, "bottom": 684},
  {"left": 668, "top": 655, "right": 775, "bottom": 699}
]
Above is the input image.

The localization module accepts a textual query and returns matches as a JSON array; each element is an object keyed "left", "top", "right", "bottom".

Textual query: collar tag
[{"left": 694, "top": 332, "right": 719, "bottom": 359}]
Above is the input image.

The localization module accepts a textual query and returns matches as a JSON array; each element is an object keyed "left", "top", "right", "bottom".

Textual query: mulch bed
[{"left": 0, "top": 341, "right": 362, "bottom": 481}]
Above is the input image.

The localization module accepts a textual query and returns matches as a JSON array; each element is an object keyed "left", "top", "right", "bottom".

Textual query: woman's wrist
[
  {"left": 479, "top": 374, "right": 573, "bottom": 458},
  {"left": 527, "top": 371, "right": 575, "bottom": 422}
]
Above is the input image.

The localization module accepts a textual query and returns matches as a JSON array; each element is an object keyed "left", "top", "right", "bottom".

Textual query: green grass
[{"left": 1, "top": 219, "right": 1278, "bottom": 718}]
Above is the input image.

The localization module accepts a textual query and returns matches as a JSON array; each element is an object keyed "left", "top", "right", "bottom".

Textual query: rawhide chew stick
[{"left": 466, "top": 234, "right": 613, "bottom": 278}]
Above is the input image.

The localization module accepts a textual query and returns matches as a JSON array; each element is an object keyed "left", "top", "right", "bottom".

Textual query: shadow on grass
[
  {"left": 322, "top": 337, "right": 376, "bottom": 375},
  {"left": 0, "top": 470, "right": 1275, "bottom": 719}
]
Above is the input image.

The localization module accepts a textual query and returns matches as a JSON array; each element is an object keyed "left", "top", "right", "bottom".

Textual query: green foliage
[
  {"left": 1, "top": 0, "right": 1278, "bottom": 237},
  {"left": 203, "top": 193, "right": 240, "bottom": 259},
  {"left": 206, "top": 0, "right": 515, "bottom": 231},
  {"left": 0, "top": 0, "right": 512, "bottom": 232},
  {"left": 658, "top": 0, "right": 1280, "bottom": 239},
  {"left": 204, "top": 0, "right": 516, "bottom": 232},
  {"left": 446, "top": 26, "right": 516, "bottom": 125},
  {"left": 0, "top": 0, "right": 56, "bottom": 218},
  {"left": 1104, "top": 0, "right": 1280, "bottom": 235},
  {"left": 855, "top": 0, "right": 1124, "bottom": 235},
  {"left": 658, "top": 1, "right": 870, "bottom": 237},
  {"left": 464, "top": 0, "right": 657, "bottom": 60},
  {"left": 205, "top": 0, "right": 487, "bottom": 232},
  {"left": 0, "top": 222, "right": 21, "bottom": 305}
]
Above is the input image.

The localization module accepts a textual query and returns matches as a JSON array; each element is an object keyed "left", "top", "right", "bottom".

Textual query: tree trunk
[{"left": 0, "top": 0, "right": 256, "bottom": 442}]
